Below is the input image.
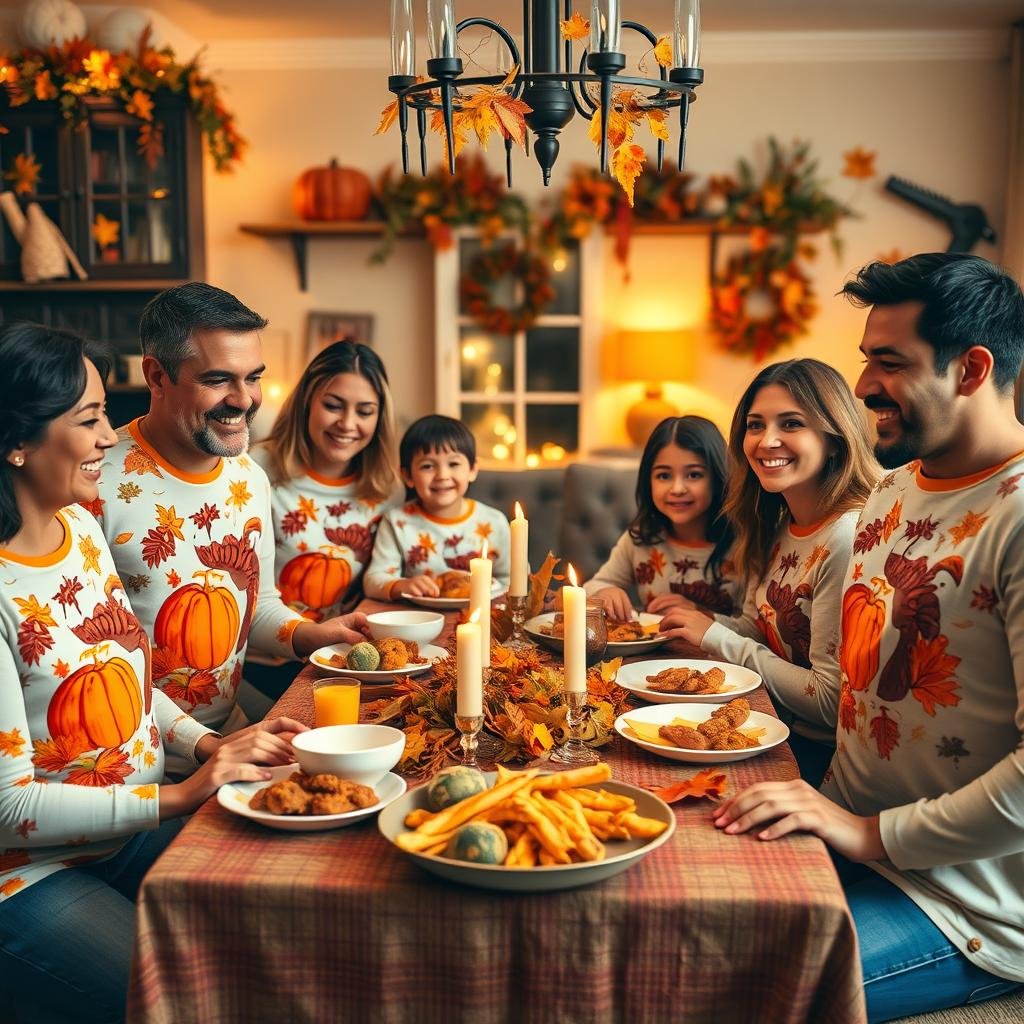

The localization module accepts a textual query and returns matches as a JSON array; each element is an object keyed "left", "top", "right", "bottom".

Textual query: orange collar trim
[
  {"left": 915, "top": 448, "right": 1024, "bottom": 492},
  {"left": 415, "top": 499, "right": 476, "bottom": 525},
  {"left": 788, "top": 513, "right": 840, "bottom": 539},
  {"left": 129, "top": 418, "right": 224, "bottom": 485},
  {"left": 0, "top": 511, "right": 72, "bottom": 567},
  {"left": 304, "top": 467, "right": 358, "bottom": 488}
]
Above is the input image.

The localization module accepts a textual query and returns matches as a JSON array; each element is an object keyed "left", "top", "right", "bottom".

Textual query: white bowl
[
  {"left": 291, "top": 724, "right": 406, "bottom": 786},
  {"left": 366, "top": 610, "right": 445, "bottom": 645}
]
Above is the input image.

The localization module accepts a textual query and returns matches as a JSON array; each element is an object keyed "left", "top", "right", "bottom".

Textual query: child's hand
[
  {"left": 658, "top": 608, "right": 714, "bottom": 646},
  {"left": 647, "top": 593, "right": 696, "bottom": 615},
  {"left": 594, "top": 587, "right": 635, "bottom": 622},
  {"left": 392, "top": 575, "right": 441, "bottom": 599}
]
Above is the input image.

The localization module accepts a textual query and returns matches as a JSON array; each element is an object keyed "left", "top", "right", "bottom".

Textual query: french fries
[{"left": 399, "top": 763, "right": 668, "bottom": 868}]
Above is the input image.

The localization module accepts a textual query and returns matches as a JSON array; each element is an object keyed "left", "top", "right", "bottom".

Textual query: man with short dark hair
[
  {"left": 89, "top": 283, "right": 367, "bottom": 773},
  {"left": 712, "top": 254, "right": 1024, "bottom": 1021}
]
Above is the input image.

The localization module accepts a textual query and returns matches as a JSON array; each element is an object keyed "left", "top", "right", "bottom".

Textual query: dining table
[{"left": 128, "top": 599, "right": 866, "bottom": 1024}]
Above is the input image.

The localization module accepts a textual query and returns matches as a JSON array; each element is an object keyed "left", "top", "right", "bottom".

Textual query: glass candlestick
[
  {"left": 549, "top": 689, "right": 600, "bottom": 766},
  {"left": 454, "top": 713, "right": 484, "bottom": 766},
  {"left": 507, "top": 594, "right": 529, "bottom": 649},
  {"left": 584, "top": 601, "right": 609, "bottom": 666}
]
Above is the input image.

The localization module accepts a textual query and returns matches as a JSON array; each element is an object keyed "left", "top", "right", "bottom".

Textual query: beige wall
[{"left": 207, "top": 53, "right": 1011, "bottom": 445}]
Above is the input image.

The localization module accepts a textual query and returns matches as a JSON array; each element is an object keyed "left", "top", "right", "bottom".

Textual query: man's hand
[
  {"left": 658, "top": 607, "right": 715, "bottom": 646},
  {"left": 292, "top": 613, "right": 369, "bottom": 657}
]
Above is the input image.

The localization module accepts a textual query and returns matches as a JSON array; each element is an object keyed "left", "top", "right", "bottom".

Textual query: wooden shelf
[
  {"left": 0, "top": 278, "right": 187, "bottom": 292},
  {"left": 607, "top": 219, "right": 828, "bottom": 237}
]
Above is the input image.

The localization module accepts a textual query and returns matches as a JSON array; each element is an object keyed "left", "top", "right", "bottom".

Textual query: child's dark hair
[
  {"left": 628, "top": 415, "right": 733, "bottom": 582},
  {"left": 399, "top": 415, "right": 477, "bottom": 499}
]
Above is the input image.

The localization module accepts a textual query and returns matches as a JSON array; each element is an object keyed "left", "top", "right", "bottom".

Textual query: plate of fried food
[
  {"left": 615, "top": 698, "right": 789, "bottom": 764},
  {"left": 405, "top": 571, "right": 505, "bottom": 610},
  {"left": 615, "top": 658, "right": 762, "bottom": 705},
  {"left": 378, "top": 762, "right": 675, "bottom": 892},
  {"left": 525, "top": 611, "right": 670, "bottom": 657},
  {"left": 309, "top": 637, "right": 448, "bottom": 683},
  {"left": 217, "top": 764, "right": 407, "bottom": 832}
]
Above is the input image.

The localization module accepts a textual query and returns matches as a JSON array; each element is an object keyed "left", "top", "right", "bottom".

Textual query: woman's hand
[
  {"left": 658, "top": 607, "right": 715, "bottom": 646},
  {"left": 195, "top": 716, "right": 308, "bottom": 762},
  {"left": 646, "top": 593, "right": 696, "bottom": 615},
  {"left": 593, "top": 586, "right": 635, "bottom": 622},
  {"left": 712, "top": 779, "right": 885, "bottom": 862},
  {"left": 292, "top": 613, "right": 369, "bottom": 656},
  {"left": 391, "top": 575, "right": 441, "bottom": 599}
]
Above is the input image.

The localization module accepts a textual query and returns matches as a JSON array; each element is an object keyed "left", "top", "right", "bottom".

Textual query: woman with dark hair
[
  {"left": 583, "top": 415, "right": 741, "bottom": 620},
  {"left": 660, "top": 359, "right": 880, "bottom": 784},
  {"left": 0, "top": 322, "right": 304, "bottom": 1022}
]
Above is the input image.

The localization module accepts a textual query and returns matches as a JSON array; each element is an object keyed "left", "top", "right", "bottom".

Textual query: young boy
[{"left": 364, "top": 415, "right": 511, "bottom": 599}]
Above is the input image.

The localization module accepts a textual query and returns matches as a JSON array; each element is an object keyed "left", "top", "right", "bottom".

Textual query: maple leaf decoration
[
  {"left": 0, "top": 727, "right": 27, "bottom": 759},
  {"left": 842, "top": 146, "right": 877, "bottom": 180},
  {"left": 189, "top": 502, "right": 221, "bottom": 537},
  {"left": 649, "top": 768, "right": 728, "bottom": 804},
  {"left": 92, "top": 213, "right": 120, "bottom": 251},
  {"left": 4, "top": 152, "right": 42, "bottom": 195},
  {"left": 949, "top": 510, "right": 988, "bottom": 547},
  {"left": 908, "top": 634, "right": 961, "bottom": 716},
  {"left": 654, "top": 36, "right": 674, "bottom": 68},
  {"left": 52, "top": 576, "right": 84, "bottom": 617},
  {"left": 65, "top": 746, "right": 134, "bottom": 787},
  {"left": 162, "top": 669, "right": 220, "bottom": 708},
  {"left": 560, "top": 12, "right": 590, "bottom": 40},
  {"left": 869, "top": 706, "right": 900, "bottom": 760},
  {"left": 612, "top": 143, "right": 645, "bottom": 206},
  {"left": 281, "top": 509, "right": 308, "bottom": 537}
]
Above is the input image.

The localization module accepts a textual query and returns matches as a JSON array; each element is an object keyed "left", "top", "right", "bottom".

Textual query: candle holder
[
  {"left": 584, "top": 602, "right": 609, "bottom": 666},
  {"left": 454, "top": 713, "right": 484, "bottom": 766},
  {"left": 507, "top": 594, "right": 529, "bottom": 649},
  {"left": 549, "top": 689, "right": 600, "bottom": 766}
]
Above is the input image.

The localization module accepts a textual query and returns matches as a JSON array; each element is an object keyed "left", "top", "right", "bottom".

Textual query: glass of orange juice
[{"left": 312, "top": 678, "right": 361, "bottom": 727}]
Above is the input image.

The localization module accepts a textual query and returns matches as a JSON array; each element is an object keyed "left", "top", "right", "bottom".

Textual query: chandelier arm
[
  {"left": 569, "top": 49, "right": 597, "bottom": 117},
  {"left": 455, "top": 16, "right": 524, "bottom": 97},
  {"left": 619, "top": 19, "right": 670, "bottom": 169},
  {"left": 401, "top": 73, "right": 688, "bottom": 100},
  {"left": 416, "top": 106, "right": 428, "bottom": 175},
  {"left": 522, "top": 0, "right": 531, "bottom": 155}
]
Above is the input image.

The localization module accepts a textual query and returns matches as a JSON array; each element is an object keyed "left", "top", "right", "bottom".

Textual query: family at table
[{"left": 1, "top": 252, "right": 1022, "bottom": 1023}]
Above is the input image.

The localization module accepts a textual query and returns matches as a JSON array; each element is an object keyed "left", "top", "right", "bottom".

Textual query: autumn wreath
[{"left": 459, "top": 243, "right": 556, "bottom": 334}]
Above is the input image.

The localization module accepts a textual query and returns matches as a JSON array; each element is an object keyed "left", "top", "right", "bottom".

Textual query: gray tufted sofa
[{"left": 472, "top": 462, "right": 638, "bottom": 580}]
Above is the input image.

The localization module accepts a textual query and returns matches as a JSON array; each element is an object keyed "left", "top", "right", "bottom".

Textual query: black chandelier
[{"left": 387, "top": 1, "right": 704, "bottom": 186}]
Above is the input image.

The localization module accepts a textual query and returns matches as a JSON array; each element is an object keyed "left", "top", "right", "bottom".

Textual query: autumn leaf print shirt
[
  {"left": 825, "top": 455, "right": 1024, "bottom": 982},
  {"left": 0, "top": 509, "right": 212, "bottom": 903},
  {"left": 583, "top": 531, "right": 742, "bottom": 615},
  {"left": 89, "top": 420, "right": 305, "bottom": 734},
  {"left": 363, "top": 500, "right": 512, "bottom": 599}
]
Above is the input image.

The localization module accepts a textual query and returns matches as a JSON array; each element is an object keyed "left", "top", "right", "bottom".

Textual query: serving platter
[
  {"left": 615, "top": 658, "right": 762, "bottom": 705},
  {"left": 524, "top": 611, "right": 670, "bottom": 657}
]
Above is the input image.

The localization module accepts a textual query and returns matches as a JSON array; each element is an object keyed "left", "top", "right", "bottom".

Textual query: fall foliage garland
[{"left": 459, "top": 244, "right": 556, "bottom": 335}]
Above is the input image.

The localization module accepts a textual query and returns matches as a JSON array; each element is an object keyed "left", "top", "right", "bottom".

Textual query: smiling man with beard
[{"left": 87, "top": 283, "right": 369, "bottom": 775}]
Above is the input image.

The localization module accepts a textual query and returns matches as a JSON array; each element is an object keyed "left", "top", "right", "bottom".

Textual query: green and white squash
[
  {"left": 444, "top": 822, "right": 508, "bottom": 864},
  {"left": 346, "top": 641, "right": 380, "bottom": 672},
  {"left": 426, "top": 765, "right": 488, "bottom": 811}
]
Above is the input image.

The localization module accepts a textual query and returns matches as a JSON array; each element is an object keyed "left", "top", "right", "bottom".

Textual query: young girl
[
  {"left": 584, "top": 415, "right": 742, "bottom": 620},
  {"left": 660, "top": 359, "right": 879, "bottom": 784},
  {"left": 0, "top": 322, "right": 302, "bottom": 1021}
]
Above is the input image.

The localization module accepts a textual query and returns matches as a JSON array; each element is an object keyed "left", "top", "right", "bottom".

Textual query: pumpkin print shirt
[
  {"left": 89, "top": 420, "right": 305, "bottom": 739},
  {"left": 824, "top": 455, "right": 1024, "bottom": 983},
  {"left": 583, "top": 531, "right": 742, "bottom": 615},
  {"left": 363, "top": 499, "right": 512, "bottom": 599},
  {"left": 703, "top": 508, "right": 860, "bottom": 740},
  {"left": 0, "top": 509, "right": 212, "bottom": 904},
  {"left": 250, "top": 447, "right": 397, "bottom": 620}
]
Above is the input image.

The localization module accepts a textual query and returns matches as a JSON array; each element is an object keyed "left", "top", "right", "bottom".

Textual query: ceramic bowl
[
  {"left": 366, "top": 610, "right": 445, "bottom": 645},
  {"left": 291, "top": 724, "right": 406, "bottom": 786}
]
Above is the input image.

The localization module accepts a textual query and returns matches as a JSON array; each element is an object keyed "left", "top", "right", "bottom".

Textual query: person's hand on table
[
  {"left": 194, "top": 716, "right": 308, "bottom": 763},
  {"left": 646, "top": 593, "right": 696, "bottom": 615},
  {"left": 593, "top": 586, "right": 635, "bottom": 622},
  {"left": 292, "top": 613, "right": 369, "bottom": 657},
  {"left": 391, "top": 575, "right": 441, "bottom": 599},
  {"left": 658, "top": 607, "right": 714, "bottom": 646},
  {"left": 712, "top": 779, "right": 886, "bottom": 862}
]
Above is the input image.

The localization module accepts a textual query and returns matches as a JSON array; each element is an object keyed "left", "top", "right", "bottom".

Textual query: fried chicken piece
[
  {"left": 710, "top": 698, "right": 750, "bottom": 730},
  {"left": 700, "top": 667, "right": 727, "bottom": 692},
  {"left": 437, "top": 571, "right": 472, "bottom": 598},
  {"left": 405, "top": 641, "right": 427, "bottom": 665},
  {"left": 658, "top": 725, "right": 709, "bottom": 749},
  {"left": 263, "top": 780, "right": 312, "bottom": 815},
  {"left": 711, "top": 731, "right": 751, "bottom": 751},
  {"left": 645, "top": 667, "right": 702, "bottom": 693},
  {"left": 373, "top": 637, "right": 409, "bottom": 671},
  {"left": 248, "top": 786, "right": 271, "bottom": 811},
  {"left": 607, "top": 619, "right": 645, "bottom": 642},
  {"left": 303, "top": 772, "right": 346, "bottom": 794},
  {"left": 309, "top": 782, "right": 379, "bottom": 815},
  {"left": 697, "top": 717, "right": 733, "bottom": 743}
]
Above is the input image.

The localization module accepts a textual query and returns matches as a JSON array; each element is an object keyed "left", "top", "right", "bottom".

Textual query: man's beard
[{"left": 191, "top": 402, "right": 258, "bottom": 458}]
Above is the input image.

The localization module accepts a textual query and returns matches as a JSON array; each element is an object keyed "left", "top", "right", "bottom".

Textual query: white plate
[
  {"left": 615, "top": 658, "right": 762, "bottom": 705},
  {"left": 378, "top": 774, "right": 675, "bottom": 892},
  {"left": 217, "top": 764, "right": 407, "bottom": 832},
  {"left": 406, "top": 578, "right": 505, "bottom": 610},
  {"left": 614, "top": 702, "right": 789, "bottom": 764},
  {"left": 524, "top": 611, "right": 670, "bottom": 657},
  {"left": 309, "top": 642, "right": 448, "bottom": 682}
]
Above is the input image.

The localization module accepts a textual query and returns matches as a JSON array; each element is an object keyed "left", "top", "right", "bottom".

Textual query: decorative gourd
[
  {"left": 426, "top": 765, "right": 488, "bottom": 811},
  {"left": 20, "top": 0, "right": 86, "bottom": 49},
  {"left": 839, "top": 583, "right": 885, "bottom": 691},
  {"left": 346, "top": 642, "right": 381, "bottom": 672},
  {"left": 444, "top": 822, "right": 508, "bottom": 865},
  {"left": 95, "top": 9, "right": 152, "bottom": 53},
  {"left": 155, "top": 570, "right": 240, "bottom": 671},
  {"left": 279, "top": 546, "right": 352, "bottom": 611},
  {"left": 292, "top": 159, "right": 372, "bottom": 221},
  {"left": 47, "top": 644, "right": 142, "bottom": 754}
]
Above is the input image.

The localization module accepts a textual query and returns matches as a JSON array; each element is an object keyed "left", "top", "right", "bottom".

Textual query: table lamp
[{"left": 610, "top": 328, "right": 697, "bottom": 447}]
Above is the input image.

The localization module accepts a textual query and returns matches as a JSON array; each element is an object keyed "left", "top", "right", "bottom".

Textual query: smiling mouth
[
  {"left": 874, "top": 409, "right": 900, "bottom": 424},
  {"left": 758, "top": 457, "right": 793, "bottom": 469},
  {"left": 81, "top": 460, "right": 101, "bottom": 473},
  {"left": 326, "top": 433, "right": 360, "bottom": 444},
  {"left": 209, "top": 413, "right": 246, "bottom": 428}
]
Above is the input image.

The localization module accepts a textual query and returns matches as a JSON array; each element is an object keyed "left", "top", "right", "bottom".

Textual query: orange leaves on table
[
  {"left": 560, "top": 12, "right": 590, "bottom": 41},
  {"left": 92, "top": 213, "right": 120, "bottom": 251},
  {"left": 65, "top": 746, "right": 134, "bottom": 787},
  {"left": 612, "top": 144, "right": 645, "bottom": 206},
  {"left": 654, "top": 36, "right": 674, "bottom": 68},
  {"left": 0, "top": 727, "right": 26, "bottom": 759},
  {"left": 909, "top": 634, "right": 961, "bottom": 716},
  {"left": 4, "top": 152, "right": 42, "bottom": 194},
  {"left": 648, "top": 767, "right": 728, "bottom": 804},
  {"left": 842, "top": 146, "right": 876, "bottom": 180}
]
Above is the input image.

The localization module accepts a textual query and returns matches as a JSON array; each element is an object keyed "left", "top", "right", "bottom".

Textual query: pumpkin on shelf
[
  {"left": 292, "top": 159, "right": 373, "bottom": 222},
  {"left": 839, "top": 582, "right": 886, "bottom": 691},
  {"left": 47, "top": 643, "right": 143, "bottom": 755},
  {"left": 155, "top": 570, "right": 240, "bottom": 671},
  {"left": 279, "top": 545, "right": 353, "bottom": 612}
]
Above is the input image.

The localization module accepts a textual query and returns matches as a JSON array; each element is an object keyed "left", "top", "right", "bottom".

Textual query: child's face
[
  {"left": 402, "top": 445, "right": 478, "bottom": 517},
  {"left": 650, "top": 444, "right": 713, "bottom": 538},
  {"left": 306, "top": 372, "right": 380, "bottom": 475}
]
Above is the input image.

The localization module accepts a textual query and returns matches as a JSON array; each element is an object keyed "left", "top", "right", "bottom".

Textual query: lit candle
[
  {"left": 510, "top": 501, "right": 529, "bottom": 597},
  {"left": 456, "top": 609, "right": 482, "bottom": 717},
  {"left": 563, "top": 564, "right": 586, "bottom": 693},
  {"left": 469, "top": 539, "right": 492, "bottom": 666}
]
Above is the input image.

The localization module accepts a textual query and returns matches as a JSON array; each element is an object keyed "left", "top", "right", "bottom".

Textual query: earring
[{"left": 12, "top": 456, "right": 23, "bottom": 466}]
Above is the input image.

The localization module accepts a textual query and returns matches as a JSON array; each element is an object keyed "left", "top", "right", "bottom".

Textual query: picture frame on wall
[{"left": 305, "top": 311, "right": 375, "bottom": 361}]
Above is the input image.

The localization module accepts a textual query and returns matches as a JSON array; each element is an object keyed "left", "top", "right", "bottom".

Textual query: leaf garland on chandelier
[{"left": 0, "top": 28, "right": 244, "bottom": 171}]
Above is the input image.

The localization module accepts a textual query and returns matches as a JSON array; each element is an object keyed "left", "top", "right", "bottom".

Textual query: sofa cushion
[{"left": 559, "top": 462, "right": 638, "bottom": 581}]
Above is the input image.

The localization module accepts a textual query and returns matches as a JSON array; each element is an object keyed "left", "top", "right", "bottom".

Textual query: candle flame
[
  {"left": 469, "top": 608, "right": 480, "bottom": 624},
  {"left": 568, "top": 564, "right": 578, "bottom": 586},
  {"left": 514, "top": 500, "right": 523, "bottom": 518},
  {"left": 481, "top": 539, "right": 489, "bottom": 559}
]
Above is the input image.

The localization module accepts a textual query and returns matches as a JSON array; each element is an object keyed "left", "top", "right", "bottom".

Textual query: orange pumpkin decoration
[
  {"left": 155, "top": 571, "right": 240, "bottom": 671},
  {"left": 47, "top": 645, "right": 142, "bottom": 753},
  {"left": 279, "top": 546, "right": 352, "bottom": 611},
  {"left": 292, "top": 159, "right": 372, "bottom": 221},
  {"left": 839, "top": 583, "right": 885, "bottom": 691}
]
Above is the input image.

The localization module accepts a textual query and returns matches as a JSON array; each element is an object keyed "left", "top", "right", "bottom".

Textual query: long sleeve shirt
[
  {"left": 583, "top": 531, "right": 742, "bottom": 615},
  {"left": 363, "top": 500, "right": 511, "bottom": 599},
  {"left": 90, "top": 420, "right": 305, "bottom": 737},
  {"left": 824, "top": 455, "right": 1024, "bottom": 983},
  {"left": 0, "top": 509, "right": 212, "bottom": 903},
  {"left": 702, "top": 509, "right": 859, "bottom": 739}
]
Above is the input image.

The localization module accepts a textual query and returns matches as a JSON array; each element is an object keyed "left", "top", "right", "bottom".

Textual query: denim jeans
[
  {"left": 839, "top": 861, "right": 1021, "bottom": 1023},
  {"left": 0, "top": 817, "right": 184, "bottom": 1024}
]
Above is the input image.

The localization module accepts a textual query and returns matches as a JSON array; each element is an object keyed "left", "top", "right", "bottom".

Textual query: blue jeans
[
  {"left": 838, "top": 861, "right": 1021, "bottom": 1023},
  {"left": 0, "top": 818, "right": 183, "bottom": 1024}
]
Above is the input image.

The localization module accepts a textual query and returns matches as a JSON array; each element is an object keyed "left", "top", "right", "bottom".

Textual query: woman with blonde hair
[{"left": 660, "top": 358, "right": 880, "bottom": 783}]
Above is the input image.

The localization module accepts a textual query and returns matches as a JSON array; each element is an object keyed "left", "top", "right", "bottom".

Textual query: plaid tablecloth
[{"left": 129, "top": 605, "right": 865, "bottom": 1024}]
